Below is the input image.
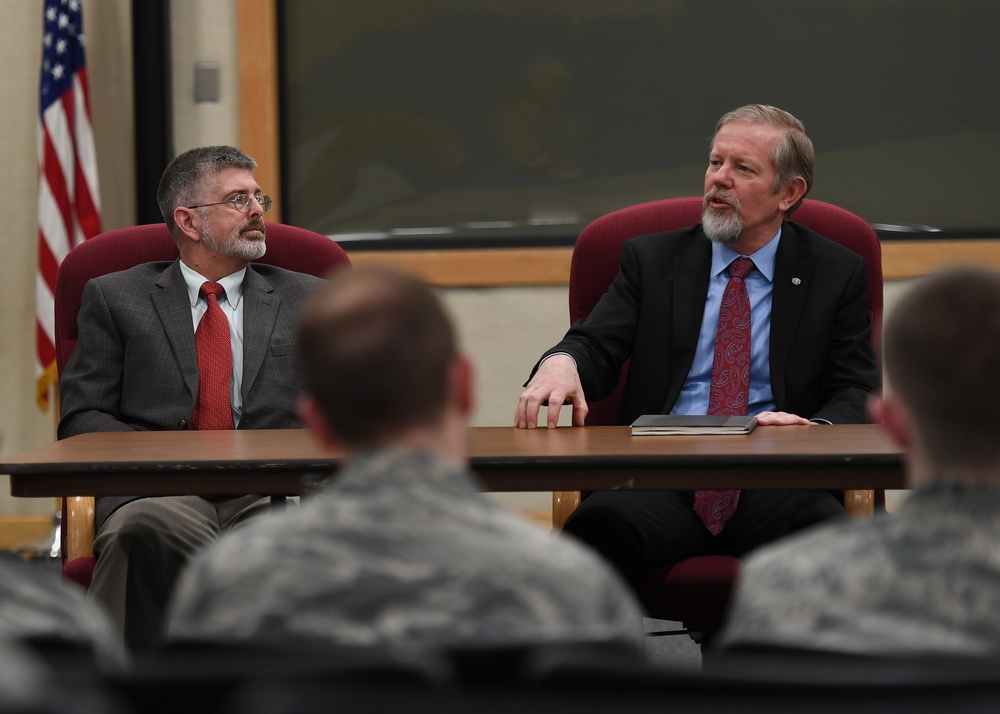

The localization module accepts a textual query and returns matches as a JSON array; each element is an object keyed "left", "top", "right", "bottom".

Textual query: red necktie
[
  {"left": 191, "top": 281, "right": 235, "bottom": 431},
  {"left": 694, "top": 257, "right": 754, "bottom": 535}
]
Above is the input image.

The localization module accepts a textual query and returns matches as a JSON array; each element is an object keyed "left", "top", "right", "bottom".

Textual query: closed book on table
[{"left": 630, "top": 415, "right": 758, "bottom": 436}]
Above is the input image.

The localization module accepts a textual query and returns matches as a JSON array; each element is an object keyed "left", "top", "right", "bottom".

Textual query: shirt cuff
[{"left": 541, "top": 352, "right": 578, "bottom": 369}]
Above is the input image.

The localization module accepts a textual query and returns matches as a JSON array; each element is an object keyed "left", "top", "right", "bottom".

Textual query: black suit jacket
[
  {"left": 58, "top": 260, "right": 326, "bottom": 527},
  {"left": 534, "top": 222, "right": 880, "bottom": 425}
]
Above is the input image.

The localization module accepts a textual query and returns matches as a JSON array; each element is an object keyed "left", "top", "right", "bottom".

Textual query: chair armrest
[{"left": 65, "top": 496, "right": 96, "bottom": 560}]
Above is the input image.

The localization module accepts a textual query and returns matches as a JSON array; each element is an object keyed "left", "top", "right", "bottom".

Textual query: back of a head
[
  {"left": 884, "top": 266, "right": 1000, "bottom": 469},
  {"left": 297, "top": 267, "right": 457, "bottom": 447},
  {"left": 157, "top": 145, "right": 257, "bottom": 236}
]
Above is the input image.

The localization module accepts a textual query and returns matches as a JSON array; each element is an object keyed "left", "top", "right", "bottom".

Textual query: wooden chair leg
[
  {"left": 552, "top": 490, "right": 582, "bottom": 531},
  {"left": 843, "top": 489, "right": 874, "bottom": 516},
  {"left": 65, "top": 496, "right": 96, "bottom": 560}
]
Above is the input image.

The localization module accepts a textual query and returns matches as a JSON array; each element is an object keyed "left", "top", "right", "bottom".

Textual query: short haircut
[
  {"left": 296, "top": 267, "right": 458, "bottom": 446},
  {"left": 714, "top": 104, "right": 815, "bottom": 216},
  {"left": 883, "top": 266, "right": 1000, "bottom": 468},
  {"left": 156, "top": 146, "right": 257, "bottom": 237}
]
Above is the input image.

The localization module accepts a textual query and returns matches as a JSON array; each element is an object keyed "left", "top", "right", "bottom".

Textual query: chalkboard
[{"left": 279, "top": 0, "right": 1000, "bottom": 244}]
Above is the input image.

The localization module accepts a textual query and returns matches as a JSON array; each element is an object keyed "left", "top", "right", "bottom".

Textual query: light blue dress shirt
[
  {"left": 180, "top": 262, "right": 247, "bottom": 426},
  {"left": 671, "top": 229, "right": 781, "bottom": 417}
]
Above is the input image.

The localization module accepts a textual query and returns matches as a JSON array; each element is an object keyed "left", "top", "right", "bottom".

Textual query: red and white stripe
[{"left": 36, "top": 60, "right": 101, "bottom": 410}]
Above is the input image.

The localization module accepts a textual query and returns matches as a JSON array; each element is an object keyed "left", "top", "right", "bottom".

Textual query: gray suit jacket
[{"left": 58, "top": 260, "right": 326, "bottom": 527}]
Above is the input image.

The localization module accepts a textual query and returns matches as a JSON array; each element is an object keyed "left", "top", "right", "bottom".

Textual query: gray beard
[
  {"left": 201, "top": 226, "right": 267, "bottom": 261},
  {"left": 702, "top": 206, "right": 743, "bottom": 245}
]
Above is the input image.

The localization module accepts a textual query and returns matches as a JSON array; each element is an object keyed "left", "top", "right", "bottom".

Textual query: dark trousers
[
  {"left": 89, "top": 494, "right": 279, "bottom": 652},
  {"left": 561, "top": 489, "right": 845, "bottom": 589}
]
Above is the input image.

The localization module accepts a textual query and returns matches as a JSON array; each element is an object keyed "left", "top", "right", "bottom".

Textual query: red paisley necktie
[
  {"left": 694, "top": 257, "right": 754, "bottom": 535},
  {"left": 191, "top": 281, "right": 235, "bottom": 431}
]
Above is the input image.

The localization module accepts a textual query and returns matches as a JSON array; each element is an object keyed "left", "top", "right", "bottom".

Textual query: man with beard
[
  {"left": 514, "top": 105, "right": 879, "bottom": 598},
  {"left": 59, "top": 146, "right": 327, "bottom": 651}
]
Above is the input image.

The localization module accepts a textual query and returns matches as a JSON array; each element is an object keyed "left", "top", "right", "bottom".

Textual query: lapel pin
[{"left": 792, "top": 277, "right": 802, "bottom": 286}]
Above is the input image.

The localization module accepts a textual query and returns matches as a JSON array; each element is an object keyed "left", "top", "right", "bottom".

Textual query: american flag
[{"left": 37, "top": 0, "right": 101, "bottom": 411}]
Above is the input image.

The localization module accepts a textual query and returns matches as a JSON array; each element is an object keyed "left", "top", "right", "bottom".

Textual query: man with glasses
[{"left": 59, "top": 146, "right": 327, "bottom": 652}]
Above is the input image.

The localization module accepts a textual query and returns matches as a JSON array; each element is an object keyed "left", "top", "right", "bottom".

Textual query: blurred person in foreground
[
  {"left": 168, "top": 267, "right": 646, "bottom": 650},
  {"left": 718, "top": 266, "right": 1000, "bottom": 656},
  {"left": 0, "top": 557, "right": 124, "bottom": 669}
]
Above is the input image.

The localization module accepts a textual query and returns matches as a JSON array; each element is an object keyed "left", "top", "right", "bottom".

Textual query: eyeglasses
[{"left": 187, "top": 194, "right": 273, "bottom": 214}]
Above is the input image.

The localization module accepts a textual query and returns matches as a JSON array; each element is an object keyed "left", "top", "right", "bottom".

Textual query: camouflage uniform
[
  {"left": 168, "top": 448, "right": 646, "bottom": 650},
  {"left": 0, "top": 558, "right": 125, "bottom": 668},
  {"left": 718, "top": 482, "right": 1000, "bottom": 656}
]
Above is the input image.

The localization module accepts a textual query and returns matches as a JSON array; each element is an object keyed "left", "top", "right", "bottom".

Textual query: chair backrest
[
  {"left": 54, "top": 222, "right": 352, "bottom": 375},
  {"left": 569, "top": 197, "right": 883, "bottom": 426}
]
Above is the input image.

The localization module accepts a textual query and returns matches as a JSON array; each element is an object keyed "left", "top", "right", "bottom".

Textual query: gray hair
[
  {"left": 714, "top": 104, "right": 814, "bottom": 216},
  {"left": 156, "top": 146, "right": 257, "bottom": 237}
]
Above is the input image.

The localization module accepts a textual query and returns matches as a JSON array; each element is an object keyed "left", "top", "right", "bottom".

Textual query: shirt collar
[
  {"left": 711, "top": 225, "right": 782, "bottom": 283},
  {"left": 179, "top": 261, "right": 248, "bottom": 308}
]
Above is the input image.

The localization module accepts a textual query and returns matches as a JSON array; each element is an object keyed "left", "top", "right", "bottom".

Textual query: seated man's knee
[
  {"left": 95, "top": 499, "right": 201, "bottom": 560},
  {"left": 561, "top": 497, "right": 647, "bottom": 581},
  {"left": 793, "top": 491, "right": 846, "bottom": 530},
  {"left": 563, "top": 498, "right": 634, "bottom": 542},
  {"left": 96, "top": 516, "right": 164, "bottom": 560}
]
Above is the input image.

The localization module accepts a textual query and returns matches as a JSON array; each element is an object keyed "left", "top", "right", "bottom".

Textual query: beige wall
[
  {"left": 0, "top": 0, "right": 914, "bottom": 521},
  {"left": 170, "top": 0, "right": 241, "bottom": 151}
]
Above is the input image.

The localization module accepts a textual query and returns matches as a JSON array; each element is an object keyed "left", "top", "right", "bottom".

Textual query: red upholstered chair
[
  {"left": 55, "top": 222, "right": 352, "bottom": 589},
  {"left": 551, "top": 196, "right": 883, "bottom": 643}
]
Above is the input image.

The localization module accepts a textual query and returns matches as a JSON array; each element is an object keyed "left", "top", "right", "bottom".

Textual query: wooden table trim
[{"left": 3, "top": 425, "right": 905, "bottom": 498}]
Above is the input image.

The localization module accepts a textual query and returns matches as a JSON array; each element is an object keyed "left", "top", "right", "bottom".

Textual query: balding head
[{"left": 296, "top": 267, "right": 464, "bottom": 449}]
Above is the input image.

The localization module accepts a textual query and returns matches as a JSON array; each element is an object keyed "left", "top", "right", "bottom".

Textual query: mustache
[
  {"left": 241, "top": 219, "right": 267, "bottom": 235},
  {"left": 704, "top": 189, "right": 740, "bottom": 211}
]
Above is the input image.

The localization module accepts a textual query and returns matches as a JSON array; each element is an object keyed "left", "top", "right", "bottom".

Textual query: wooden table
[{"left": 3, "top": 424, "right": 905, "bottom": 498}]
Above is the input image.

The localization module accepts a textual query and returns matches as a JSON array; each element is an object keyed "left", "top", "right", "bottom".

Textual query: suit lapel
[
  {"left": 664, "top": 236, "right": 712, "bottom": 412},
  {"left": 769, "top": 223, "right": 812, "bottom": 407},
  {"left": 241, "top": 265, "right": 278, "bottom": 402},
  {"left": 151, "top": 261, "right": 199, "bottom": 400}
]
